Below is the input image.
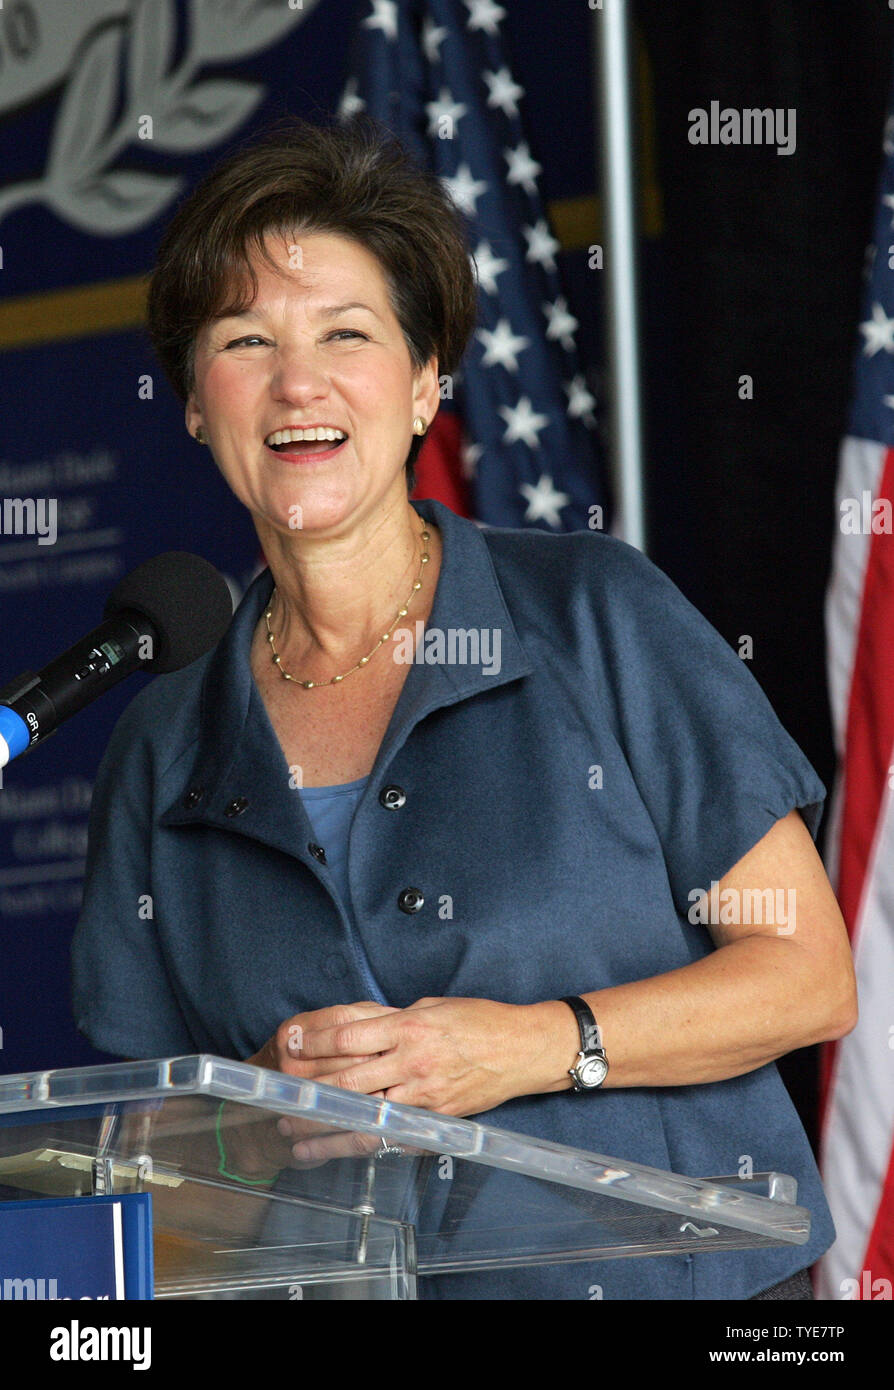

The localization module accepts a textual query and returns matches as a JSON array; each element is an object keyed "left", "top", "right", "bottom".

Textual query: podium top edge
[{"left": 0, "top": 1054, "right": 809, "bottom": 1241}]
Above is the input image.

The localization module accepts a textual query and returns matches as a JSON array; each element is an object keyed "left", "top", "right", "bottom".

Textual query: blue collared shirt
[{"left": 71, "top": 496, "right": 836, "bottom": 1299}]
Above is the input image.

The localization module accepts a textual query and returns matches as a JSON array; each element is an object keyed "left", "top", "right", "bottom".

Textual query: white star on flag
[
  {"left": 859, "top": 301, "right": 894, "bottom": 356},
  {"left": 422, "top": 17, "right": 449, "bottom": 63},
  {"left": 505, "top": 141, "right": 542, "bottom": 196},
  {"left": 883, "top": 394, "right": 894, "bottom": 410},
  {"left": 476, "top": 318, "right": 531, "bottom": 372},
  {"left": 338, "top": 77, "right": 366, "bottom": 120},
  {"left": 543, "top": 296, "right": 579, "bottom": 351},
  {"left": 471, "top": 240, "right": 510, "bottom": 296},
  {"left": 465, "top": 0, "right": 506, "bottom": 37},
  {"left": 519, "top": 474, "right": 572, "bottom": 527},
  {"left": 362, "top": 0, "right": 398, "bottom": 41},
  {"left": 522, "top": 219, "right": 561, "bottom": 273},
  {"left": 498, "top": 396, "right": 550, "bottom": 448},
  {"left": 426, "top": 88, "right": 468, "bottom": 138},
  {"left": 565, "top": 374, "right": 597, "bottom": 425},
  {"left": 482, "top": 67, "right": 525, "bottom": 119},
  {"left": 442, "top": 163, "right": 489, "bottom": 217},
  {"left": 883, "top": 193, "right": 894, "bottom": 230}
]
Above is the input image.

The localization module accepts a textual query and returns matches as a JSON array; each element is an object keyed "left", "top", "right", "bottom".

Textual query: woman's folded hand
[
  {"left": 245, "top": 1000, "right": 400, "bottom": 1079},
  {"left": 240, "top": 996, "right": 567, "bottom": 1166},
  {"left": 240, "top": 1001, "right": 399, "bottom": 1168},
  {"left": 293, "top": 996, "right": 552, "bottom": 1133}
]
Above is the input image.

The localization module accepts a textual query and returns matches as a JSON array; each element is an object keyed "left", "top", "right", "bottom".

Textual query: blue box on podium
[{"left": 0, "top": 1192, "right": 152, "bottom": 1300}]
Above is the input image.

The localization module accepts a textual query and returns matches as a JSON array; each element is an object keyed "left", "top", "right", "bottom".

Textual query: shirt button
[
  {"left": 397, "top": 887, "right": 424, "bottom": 914},
  {"left": 224, "top": 796, "right": 249, "bottom": 817},
  {"left": 379, "top": 785, "right": 407, "bottom": 810},
  {"left": 183, "top": 786, "right": 204, "bottom": 808},
  {"left": 308, "top": 842, "right": 327, "bottom": 864}
]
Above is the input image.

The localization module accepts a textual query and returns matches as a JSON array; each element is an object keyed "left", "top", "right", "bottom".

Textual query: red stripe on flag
[
  {"left": 411, "top": 411, "right": 472, "bottom": 517},
  {"left": 820, "top": 446, "right": 894, "bottom": 1120},
  {"left": 860, "top": 1139, "right": 894, "bottom": 1295}
]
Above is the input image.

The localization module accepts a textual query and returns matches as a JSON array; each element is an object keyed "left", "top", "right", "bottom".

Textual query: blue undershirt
[{"left": 297, "top": 775, "right": 368, "bottom": 922}]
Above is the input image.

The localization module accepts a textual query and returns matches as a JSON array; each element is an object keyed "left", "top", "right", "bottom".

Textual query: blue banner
[{"left": 0, "top": 0, "right": 358, "bottom": 1073}]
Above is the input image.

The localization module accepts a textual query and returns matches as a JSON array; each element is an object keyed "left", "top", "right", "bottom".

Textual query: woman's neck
[{"left": 257, "top": 503, "right": 441, "bottom": 676}]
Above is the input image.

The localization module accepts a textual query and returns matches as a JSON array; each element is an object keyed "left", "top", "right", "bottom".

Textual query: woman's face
[{"left": 185, "top": 231, "right": 439, "bottom": 539}]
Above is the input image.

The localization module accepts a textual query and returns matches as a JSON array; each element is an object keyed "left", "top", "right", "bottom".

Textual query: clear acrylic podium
[{"left": 0, "top": 1056, "right": 811, "bottom": 1299}]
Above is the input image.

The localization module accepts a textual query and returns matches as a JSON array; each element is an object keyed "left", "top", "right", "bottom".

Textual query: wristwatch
[{"left": 560, "top": 995, "right": 609, "bottom": 1091}]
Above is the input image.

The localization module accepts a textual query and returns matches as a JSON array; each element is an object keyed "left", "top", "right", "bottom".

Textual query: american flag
[
  {"left": 818, "top": 98, "right": 894, "bottom": 1299},
  {"left": 338, "top": 0, "right": 609, "bottom": 531}
]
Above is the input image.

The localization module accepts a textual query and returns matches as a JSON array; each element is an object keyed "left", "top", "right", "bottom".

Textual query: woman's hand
[
  {"left": 294, "top": 996, "right": 560, "bottom": 1127},
  {"left": 246, "top": 1000, "right": 400, "bottom": 1079},
  {"left": 241, "top": 997, "right": 573, "bottom": 1166},
  {"left": 240, "top": 1001, "right": 402, "bottom": 1170}
]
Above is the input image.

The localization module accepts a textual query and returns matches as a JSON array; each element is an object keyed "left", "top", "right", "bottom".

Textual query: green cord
[{"left": 214, "top": 1100, "right": 277, "bottom": 1186}]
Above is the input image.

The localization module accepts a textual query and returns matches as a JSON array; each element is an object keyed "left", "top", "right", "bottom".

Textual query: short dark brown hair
[{"left": 146, "top": 114, "right": 479, "bottom": 491}]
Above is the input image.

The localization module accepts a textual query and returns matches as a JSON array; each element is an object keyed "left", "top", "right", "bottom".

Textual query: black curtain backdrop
[{"left": 635, "top": 0, "right": 894, "bottom": 1142}]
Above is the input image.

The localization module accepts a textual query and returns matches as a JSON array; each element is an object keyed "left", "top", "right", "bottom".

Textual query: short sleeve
[
  {"left": 591, "top": 538, "right": 826, "bottom": 917},
  {"left": 70, "top": 690, "right": 196, "bottom": 1058}
]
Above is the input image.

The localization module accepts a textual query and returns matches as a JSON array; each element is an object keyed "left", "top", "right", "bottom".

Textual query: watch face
[{"left": 577, "top": 1055, "right": 608, "bottom": 1088}]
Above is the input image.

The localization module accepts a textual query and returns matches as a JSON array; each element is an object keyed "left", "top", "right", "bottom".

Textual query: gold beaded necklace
[{"left": 264, "top": 523, "right": 431, "bottom": 688}]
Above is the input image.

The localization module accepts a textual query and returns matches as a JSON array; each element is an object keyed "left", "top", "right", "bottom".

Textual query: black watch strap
[{"left": 560, "top": 995, "right": 603, "bottom": 1053}]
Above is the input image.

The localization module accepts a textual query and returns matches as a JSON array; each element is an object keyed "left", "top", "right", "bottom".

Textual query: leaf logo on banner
[{"left": 0, "top": 0, "right": 320, "bottom": 235}]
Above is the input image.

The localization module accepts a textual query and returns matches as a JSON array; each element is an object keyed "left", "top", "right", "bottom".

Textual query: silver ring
[{"left": 375, "top": 1137, "right": 404, "bottom": 1158}]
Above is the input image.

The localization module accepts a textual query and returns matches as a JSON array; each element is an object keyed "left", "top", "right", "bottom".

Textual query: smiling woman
[
  {"left": 72, "top": 114, "right": 856, "bottom": 1303},
  {"left": 144, "top": 114, "right": 477, "bottom": 738},
  {"left": 182, "top": 231, "right": 437, "bottom": 544},
  {"left": 146, "top": 115, "right": 476, "bottom": 497}
]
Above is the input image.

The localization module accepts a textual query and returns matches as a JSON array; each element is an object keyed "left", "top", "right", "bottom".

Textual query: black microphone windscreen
[{"left": 104, "top": 551, "right": 234, "bottom": 673}]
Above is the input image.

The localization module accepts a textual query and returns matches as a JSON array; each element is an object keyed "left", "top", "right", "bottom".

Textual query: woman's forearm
[{"left": 527, "top": 932, "right": 855, "bottom": 1094}]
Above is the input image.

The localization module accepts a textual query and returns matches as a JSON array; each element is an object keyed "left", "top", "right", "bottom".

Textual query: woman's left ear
[{"left": 414, "top": 356, "right": 441, "bottom": 427}]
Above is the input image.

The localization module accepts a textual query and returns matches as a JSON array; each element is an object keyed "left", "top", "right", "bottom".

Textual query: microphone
[{"left": 0, "top": 551, "right": 233, "bottom": 769}]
